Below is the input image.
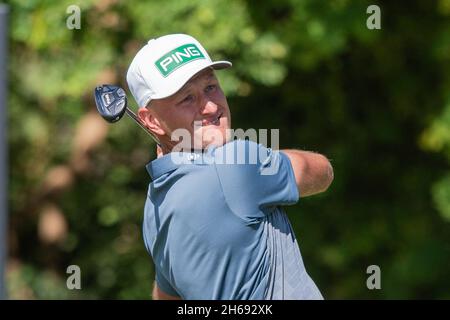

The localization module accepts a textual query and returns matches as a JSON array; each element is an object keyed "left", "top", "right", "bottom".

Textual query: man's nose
[{"left": 199, "top": 96, "right": 218, "bottom": 115}]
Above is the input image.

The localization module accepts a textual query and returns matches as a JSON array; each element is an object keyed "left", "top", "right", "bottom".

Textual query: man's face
[{"left": 139, "top": 69, "right": 231, "bottom": 151}]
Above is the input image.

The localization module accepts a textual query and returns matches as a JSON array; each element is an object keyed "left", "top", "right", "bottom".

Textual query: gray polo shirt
[{"left": 143, "top": 139, "right": 323, "bottom": 299}]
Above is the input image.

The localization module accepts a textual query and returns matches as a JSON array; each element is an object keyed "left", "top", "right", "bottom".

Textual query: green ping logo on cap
[{"left": 155, "top": 43, "right": 205, "bottom": 77}]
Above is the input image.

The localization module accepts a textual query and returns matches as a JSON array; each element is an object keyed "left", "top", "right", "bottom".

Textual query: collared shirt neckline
[{"left": 145, "top": 149, "right": 214, "bottom": 180}]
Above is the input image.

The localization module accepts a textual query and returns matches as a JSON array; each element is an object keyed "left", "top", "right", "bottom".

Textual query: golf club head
[{"left": 94, "top": 85, "right": 127, "bottom": 123}]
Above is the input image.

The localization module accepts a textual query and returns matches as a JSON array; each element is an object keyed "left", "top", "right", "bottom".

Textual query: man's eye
[
  {"left": 180, "top": 95, "right": 193, "bottom": 104},
  {"left": 205, "top": 84, "right": 217, "bottom": 93}
]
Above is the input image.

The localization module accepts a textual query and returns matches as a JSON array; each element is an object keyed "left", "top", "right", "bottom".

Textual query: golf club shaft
[{"left": 125, "top": 107, "right": 160, "bottom": 145}]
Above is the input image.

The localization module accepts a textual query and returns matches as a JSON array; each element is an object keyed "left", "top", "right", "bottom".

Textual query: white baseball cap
[{"left": 126, "top": 34, "right": 232, "bottom": 108}]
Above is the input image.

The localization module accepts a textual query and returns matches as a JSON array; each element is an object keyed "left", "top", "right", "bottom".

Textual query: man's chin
[
  {"left": 194, "top": 128, "right": 229, "bottom": 149},
  {"left": 203, "top": 140, "right": 226, "bottom": 149}
]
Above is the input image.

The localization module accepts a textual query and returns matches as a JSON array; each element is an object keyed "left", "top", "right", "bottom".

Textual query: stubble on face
[{"left": 147, "top": 69, "right": 231, "bottom": 152}]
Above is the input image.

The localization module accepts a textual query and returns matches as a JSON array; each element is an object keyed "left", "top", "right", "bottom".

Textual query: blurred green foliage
[{"left": 5, "top": 0, "right": 450, "bottom": 299}]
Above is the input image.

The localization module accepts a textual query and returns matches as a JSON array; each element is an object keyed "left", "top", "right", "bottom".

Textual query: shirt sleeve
[
  {"left": 213, "top": 140, "right": 299, "bottom": 224},
  {"left": 155, "top": 269, "right": 180, "bottom": 297}
]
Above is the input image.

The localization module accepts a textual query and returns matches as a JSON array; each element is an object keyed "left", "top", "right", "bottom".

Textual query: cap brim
[
  {"left": 150, "top": 60, "right": 232, "bottom": 101},
  {"left": 209, "top": 60, "right": 232, "bottom": 70}
]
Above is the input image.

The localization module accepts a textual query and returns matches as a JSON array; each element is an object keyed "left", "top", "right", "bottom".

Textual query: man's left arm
[{"left": 282, "top": 149, "right": 334, "bottom": 197}]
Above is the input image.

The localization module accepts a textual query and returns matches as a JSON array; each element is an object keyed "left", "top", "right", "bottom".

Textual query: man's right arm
[
  {"left": 152, "top": 282, "right": 181, "bottom": 300},
  {"left": 282, "top": 149, "right": 334, "bottom": 197}
]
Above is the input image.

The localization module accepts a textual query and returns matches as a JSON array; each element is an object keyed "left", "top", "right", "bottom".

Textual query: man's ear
[{"left": 138, "top": 107, "right": 165, "bottom": 136}]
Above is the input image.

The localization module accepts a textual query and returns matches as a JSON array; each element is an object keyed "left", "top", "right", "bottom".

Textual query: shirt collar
[{"left": 145, "top": 149, "right": 213, "bottom": 180}]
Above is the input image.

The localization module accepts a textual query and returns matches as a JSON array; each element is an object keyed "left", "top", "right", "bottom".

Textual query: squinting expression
[{"left": 145, "top": 69, "right": 231, "bottom": 151}]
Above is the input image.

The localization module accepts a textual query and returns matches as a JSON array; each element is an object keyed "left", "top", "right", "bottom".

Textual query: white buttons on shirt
[{"left": 188, "top": 153, "right": 200, "bottom": 161}]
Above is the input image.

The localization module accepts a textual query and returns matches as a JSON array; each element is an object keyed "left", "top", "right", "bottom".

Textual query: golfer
[{"left": 126, "top": 34, "right": 333, "bottom": 300}]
